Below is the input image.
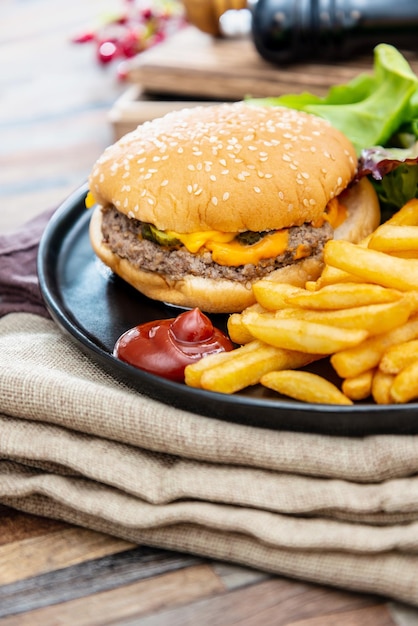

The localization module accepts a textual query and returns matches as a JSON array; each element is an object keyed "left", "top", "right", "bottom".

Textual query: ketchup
[{"left": 113, "top": 308, "right": 234, "bottom": 382}]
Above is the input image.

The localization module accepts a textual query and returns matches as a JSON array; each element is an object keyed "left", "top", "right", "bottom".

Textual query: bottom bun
[{"left": 89, "top": 177, "right": 380, "bottom": 314}]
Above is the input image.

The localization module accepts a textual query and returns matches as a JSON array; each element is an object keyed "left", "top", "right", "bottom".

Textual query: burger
[{"left": 88, "top": 102, "right": 380, "bottom": 314}]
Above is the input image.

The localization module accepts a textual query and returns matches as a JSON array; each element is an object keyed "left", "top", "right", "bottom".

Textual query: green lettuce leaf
[{"left": 250, "top": 44, "right": 418, "bottom": 156}]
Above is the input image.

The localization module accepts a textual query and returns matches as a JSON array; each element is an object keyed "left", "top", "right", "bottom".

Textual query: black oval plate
[{"left": 37, "top": 184, "right": 418, "bottom": 436}]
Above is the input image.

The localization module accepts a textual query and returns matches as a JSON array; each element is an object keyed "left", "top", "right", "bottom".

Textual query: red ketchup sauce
[{"left": 113, "top": 308, "right": 234, "bottom": 382}]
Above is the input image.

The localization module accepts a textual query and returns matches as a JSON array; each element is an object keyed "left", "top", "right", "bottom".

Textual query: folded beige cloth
[{"left": 2, "top": 312, "right": 418, "bottom": 606}]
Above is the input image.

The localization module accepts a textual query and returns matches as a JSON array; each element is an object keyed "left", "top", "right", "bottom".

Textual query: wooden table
[{"left": 2, "top": 1, "right": 418, "bottom": 623}]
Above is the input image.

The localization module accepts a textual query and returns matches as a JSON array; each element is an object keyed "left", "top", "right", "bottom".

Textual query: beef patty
[{"left": 100, "top": 206, "right": 334, "bottom": 284}]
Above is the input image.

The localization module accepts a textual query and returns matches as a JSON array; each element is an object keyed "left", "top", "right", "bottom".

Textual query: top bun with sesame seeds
[{"left": 88, "top": 102, "right": 380, "bottom": 313}]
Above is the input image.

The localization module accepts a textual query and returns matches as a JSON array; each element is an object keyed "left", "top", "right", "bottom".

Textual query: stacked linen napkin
[{"left": 2, "top": 212, "right": 418, "bottom": 607}]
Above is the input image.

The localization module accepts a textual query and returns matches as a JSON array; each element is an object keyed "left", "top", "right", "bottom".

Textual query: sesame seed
[
  {"left": 221, "top": 169, "right": 229, "bottom": 175},
  {"left": 223, "top": 192, "right": 230, "bottom": 201},
  {"left": 253, "top": 186, "right": 261, "bottom": 193},
  {"left": 147, "top": 198, "right": 155, "bottom": 205},
  {"left": 187, "top": 164, "right": 195, "bottom": 171},
  {"left": 211, "top": 196, "right": 218, "bottom": 206},
  {"left": 187, "top": 185, "right": 193, "bottom": 193},
  {"left": 161, "top": 179, "right": 169, "bottom": 187},
  {"left": 194, "top": 188, "right": 203, "bottom": 196},
  {"left": 210, "top": 175, "right": 217, "bottom": 182},
  {"left": 278, "top": 191, "right": 284, "bottom": 200}
]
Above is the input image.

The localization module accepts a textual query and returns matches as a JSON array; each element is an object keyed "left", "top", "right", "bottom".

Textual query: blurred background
[
  {"left": 1, "top": 1, "right": 131, "bottom": 231},
  {"left": 4, "top": 0, "right": 417, "bottom": 233}
]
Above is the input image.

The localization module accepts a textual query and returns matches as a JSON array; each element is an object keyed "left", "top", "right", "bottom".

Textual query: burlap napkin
[{"left": 2, "top": 212, "right": 418, "bottom": 606}]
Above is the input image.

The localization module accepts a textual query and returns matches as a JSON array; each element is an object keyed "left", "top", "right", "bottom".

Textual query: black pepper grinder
[{"left": 251, "top": 0, "right": 418, "bottom": 64}]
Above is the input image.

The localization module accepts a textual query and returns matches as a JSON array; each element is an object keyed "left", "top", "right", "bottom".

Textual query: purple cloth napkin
[{"left": 0, "top": 210, "right": 55, "bottom": 318}]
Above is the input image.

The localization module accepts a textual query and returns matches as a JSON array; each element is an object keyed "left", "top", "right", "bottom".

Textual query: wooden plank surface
[
  {"left": 2, "top": 1, "right": 418, "bottom": 623},
  {"left": 126, "top": 25, "right": 418, "bottom": 100}
]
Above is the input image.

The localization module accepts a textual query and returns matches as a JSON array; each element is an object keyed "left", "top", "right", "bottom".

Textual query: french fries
[
  {"left": 368, "top": 225, "right": 418, "bottom": 254},
  {"left": 379, "top": 339, "right": 418, "bottom": 375},
  {"left": 371, "top": 370, "right": 395, "bottom": 405},
  {"left": 284, "top": 282, "right": 402, "bottom": 309},
  {"left": 390, "top": 361, "right": 418, "bottom": 403},
  {"left": 261, "top": 370, "right": 353, "bottom": 405},
  {"left": 342, "top": 369, "right": 375, "bottom": 401},
  {"left": 242, "top": 312, "right": 368, "bottom": 354},
  {"left": 184, "top": 199, "right": 418, "bottom": 406},
  {"left": 184, "top": 340, "right": 316, "bottom": 394},
  {"left": 324, "top": 240, "right": 418, "bottom": 291}
]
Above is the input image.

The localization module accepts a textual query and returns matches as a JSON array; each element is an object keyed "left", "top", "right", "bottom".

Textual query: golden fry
[
  {"left": 261, "top": 370, "right": 353, "bottom": 405},
  {"left": 227, "top": 303, "right": 266, "bottom": 344},
  {"left": 195, "top": 341, "right": 315, "bottom": 394},
  {"left": 324, "top": 240, "right": 418, "bottom": 291},
  {"left": 274, "top": 298, "right": 411, "bottom": 336},
  {"left": 390, "top": 360, "right": 418, "bottom": 403},
  {"left": 368, "top": 225, "right": 418, "bottom": 254},
  {"left": 227, "top": 313, "right": 254, "bottom": 345},
  {"left": 285, "top": 282, "right": 402, "bottom": 310},
  {"left": 379, "top": 339, "right": 418, "bottom": 375},
  {"left": 342, "top": 369, "right": 374, "bottom": 401},
  {"left": 242, "top": 311, "right": 368, "bottom": 354},
  {"left": 184, "top": 349, "right": 236, "bottom": 388},
  {"left": 371, "top": 369, "right": 396, "bottom": 405},
  {"left": 252, "top": 281, "right": 305, "bottom": 311},
  {"left": 388, "top": 251, "right": 418, "bottom": 259},
  {"left": 331, "top": 315, "right": 418, "bottom": 379}
]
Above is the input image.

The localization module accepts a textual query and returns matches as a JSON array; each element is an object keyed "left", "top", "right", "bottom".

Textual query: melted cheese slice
[
  {"left": 164, "top": 197, "right": 347, "bottom": 267},
  {"left": 166, "top": 230, "right": 236, "bottom": 254},
  {"left": 169, "top": 229, "right": 289, "bottom": 267},
  {"left": 208, "top": 231, "right": 289, "bottom": 266}
]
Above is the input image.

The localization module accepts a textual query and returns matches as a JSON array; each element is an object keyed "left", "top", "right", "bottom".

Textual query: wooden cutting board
[{"left": 126, "top": 25, "right": 418, "bottom": 100}]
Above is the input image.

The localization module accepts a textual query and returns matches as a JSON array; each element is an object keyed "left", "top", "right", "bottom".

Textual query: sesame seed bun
[
  {"left": 89, "top": 102, "right": 357, "bottom": 233},
  {"left": 88, "top": 103, "right": 380, "bottom": 314}
]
